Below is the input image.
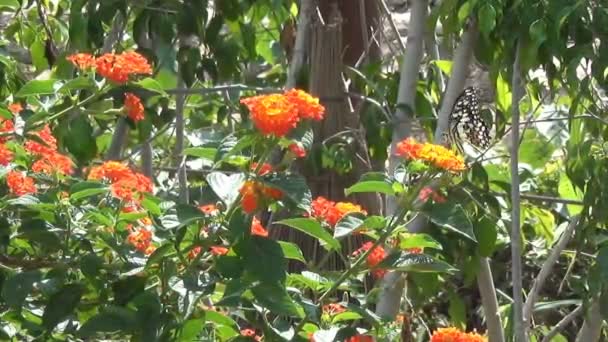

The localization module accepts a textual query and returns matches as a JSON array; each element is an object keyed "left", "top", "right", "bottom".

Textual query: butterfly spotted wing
[{"left": 447, "top": 87, "right": 492, "bottom": 154}]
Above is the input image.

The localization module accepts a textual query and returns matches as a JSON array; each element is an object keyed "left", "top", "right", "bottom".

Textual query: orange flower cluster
[
  {"left": 288, "top": 142, "right": 306, "bottom": 158},
  {"left": 0, "top": 144, "right": 13, "bottom": 166},
  {"left": 430, "top": 327, "right": 487, "bottom": 342},
  {"left": 240, "top": 328, "right": 262, "bottom": 341},
  {"left": 353, "top": 242, "right": 387, "bottom": 279},
  {"left": 6, "top": 171, "right": 36, "bottom": 196},
  {"left": 88, "top": 161, "right": 153, "bottom": 204},
  {"left": 395, "top": 138, "right": 465, "bottom": 172},
  {"left": 8, "top": 103, "right": 22, "bottom": 114},
  {"left": 251, "top": 162, "right": 273, "bottom": 176},
  {"left": 240, "top": 89, "right": 325, "bottom": 137},
  {"left": 127, "top": 227, "right": 155, "bottom": 255},
  {"left": 322, "top": 303, "right": 346, "bottom": 315},
  {"left": 67, "top": 51, "right": 152, "bottom": 84},
  {"left": 124, "top": 93, "right": 145, "bottom": 122},
  {"left": 239, "top": 180, "right": 282, "bottom": 213},
  {"left": 25, "top": 125, "right": 73, "bottom": 175},
  {"left": 311, "top": 196, "right": 367, "bottom": 227},
  {"left": 0, "top": 116, "right": 14, "bottom": 143},
  {"left": 418, "top": 186, "right": 447, "bottom": 203},
  {"left": 345, "top": 335, "right": 374, "bottom": 342},
  {"left": 188, "top": 245, "right": 229, "bottom": 260},
  {"left": 251, "top": 217, "right": 269, "bottom": 237},
  {"left": 199, "top": 204, "right": 219, "bottom": 216}
]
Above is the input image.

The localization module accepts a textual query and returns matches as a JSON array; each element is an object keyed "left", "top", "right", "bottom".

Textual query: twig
[
  {"left": 286, "top": 0, "right": 314, "bottom": 89},
  {"left": 523, "top": 216, "right": 581, "bottom": 327},
  {"left": 477, "top": 258, "right": 506, "bottom": 342},
  {"left": 487, "top": 191, "right": 584, "bottom": 206},
  {"left": 174, "top": 75, "right": 188, "bottom": 203},
  {"left": 166, "top": 84, "right": 281, "bottom": 95},
  {"left": 510, "top": 38, "right": 526, "bottom": 342},
  {"left": 541, "top": 305, "right": 583, "bottom": 342},
  {"left": 377, "top": 0, "right": 406, "bottom": 53}
]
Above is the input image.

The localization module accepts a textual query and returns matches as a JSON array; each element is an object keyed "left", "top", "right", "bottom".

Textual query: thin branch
[
  {"left": 477, "top": 258, "right": 506, "bottom": 342},
  {"left": 523, "top": 216, "right": 581, "bottom": 327},
  {"left": 286, "top": 0, "right": 314, "bottom": 89},
  {"left": 510, "top": 39, "right": 526, "bottom": 342},
  {"left": 575, "top": 301, "right": 602, "bottom": 342},
  {"left": 488, "top": 191, "right": 585, "bottom": 206},
  {"left": 376, "top": 0, "right": 428, "bottom": 320},
  {"left": 541, "top": 305, "right": 583, "bottom": 342},
  {"left": 377, "top": 0, "right": 406, "bottom": 53},
  {"left": 166, "top": 84, "right": 281, "bottom": 95},
  {"left": 174, "top": 75, "right": 188, "bottom": 203}
]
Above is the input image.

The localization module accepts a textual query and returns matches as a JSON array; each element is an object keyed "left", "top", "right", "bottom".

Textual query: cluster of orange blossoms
[
  {"left": 126, "top": 226, "right": 155, "bottom": 255},
  {"left": 67, "top": 51, "right": 152, "bottom": 84},
  {"left": 27, "top": 125, "right": 73, "bottom": 176},
  {"left": 311, "top": 196, "right": 367, "bottom": 227},
  {"left": 6, "top": 171, "right": 36, "bottom": 196},
  {"left": 309, "top": 333, "right": 373, "bottom": 342},
  {"left": 0, "top": 104, "right": 19, "bottom": 166},
  {"left": 239, "top": 163, "right": 282, "bottom": 213},
  {"left": 322, "top": 303, "right": 346, "bottom": 315},
  {"left": 240, "top": 328, "right": 262, "bottom": 341},
  {"left": 395, "top": 138, "right": 465, "bottom": 172},
  {"left": 88, "top": 161, "right": 153, "bottom": 204},
  {"left": 430, "top": 327, "right": 487, "bottom": 342},
  {"left": 353, "top": 242, "right": 387, "bottom": 279},
  {"left": 124, "top": 93, "right": 145, "bottom": 122},
  {"left": 418, "top": 186, "right": 447, "bottom": 203},
  {"left": 288, "top": 142, "right": 306, "bottom": 158},
  {"left": 240, "top": 89, "right": 325, "bottom": 137}
]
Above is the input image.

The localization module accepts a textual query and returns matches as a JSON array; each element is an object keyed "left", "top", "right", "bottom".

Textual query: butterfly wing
[{"left": 448, "top": 87, "right": 491, "bottom": 152}]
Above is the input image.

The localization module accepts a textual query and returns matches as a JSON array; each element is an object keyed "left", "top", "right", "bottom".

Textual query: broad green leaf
[
  {"left": 558, "top": 173, "right": 583, "bottom": 216},
  {"left": 0, "top": 0, "right": 20, "bottom": 10},
  {"left": 135, "top": 77, "right": 167, "bottom": 94},
  {"left": 474, "top": 217, "right": 497, "bottom": 257},
  {"left": 332, "top": 311, "right": 363, "bottom": 324},
  {"left": 448, "top": 294, "right": 466, "bottom": 330},
  {"left": 263, "top": 173, "right": 312, "bottom": 211},
  {"left": 42, "top": 284, "right": 84, "bottom": 330},
  {"left": 478, "top": 4, "right": 496, "bottom": 35},
  {"left": 278, "top": 241, "right": 306, "bottom": 263},
  {"left": 433, "top": 60, "right": 453, "bottom": 75},
  {"left": 1, "top": 270, "right": 41, "bottom": 308},
  {"left": 277, "top": 218, "right": 340, "bottom": 251},
  {"left": 398, "top": 233, "right": 443, "bottom": 251},
  {"left": 334, "top": 213, "right": 366, "bottom": 238},
  {"left": 65, "top": 116, "right": 97, "bottom": 163},
  {"left": 183, "top": 147, "right": 217, "bottom": 161},
  {"left": 16, "top": 79, "right": 60, "bottom": 97},
  {"left": 524, "top": 205, "right": 555, "bottom": 245},
  {"left": 239, "top": 236, "right": 286, "bottom": 283},
  {"left": 251, "top": 283, "right": 305, "bottom": 318},
  {"left": 176, "top": 204, "right": 207, "bottom": 227},
  {"left": 380, "top": 252, "right": 456, "bottom": 273},
  {"left": 78, "top": 306, "right": 137, "bottom": 337},
  {"left": 60, "top": 77, "right": 96, "bottom": 93},
  {"left": 30, "top": 39, "right": 49, "bottom": 71},
  {"left": 0, "top": 107, "right": 12, "bottom": 119},
  {"left": 496, "top": 72, "right": 512, "bottom": 113},
  {"left": 70, "top": 186, "right": 109, "bottom": 201},
  {"left": 597, "top": 246, "right": 608, "bottom": 282},
  {"left": 206, "top": 172, "right": 245, "bottom": 207},
  {"left": 519, "top": 129, "right": 554, "bottom": 169},
  {"left": 345, "top": 172, "right": 396, "bottom": 196},
  {"left": 425, "top": 203, "right": 476, "bottom": 242}
]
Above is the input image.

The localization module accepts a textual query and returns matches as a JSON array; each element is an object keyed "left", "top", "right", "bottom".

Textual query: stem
[
  {"left": 174, "top": 76, "right": 188, "bottom": 203},
  {"left": 477, "top": 257, "right": 505, "bottom": 342},
  {"left": 286, "top": 0, "right": 314, "bottom": 89},
  {"left": 541, "top": 305, "right": 583, "bottom": 342},
  {"left": 575, "top": 301, "right": 602, "bottom": 342},
  {"left": 510, "top": 39, "right": 526, "bottom": 342}
]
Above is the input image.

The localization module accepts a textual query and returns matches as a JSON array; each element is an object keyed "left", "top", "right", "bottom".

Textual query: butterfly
[{"left": 446, "top": 87, "right": 492, "bottom": 154}]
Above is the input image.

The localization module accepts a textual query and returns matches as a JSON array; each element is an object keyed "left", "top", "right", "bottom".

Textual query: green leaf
[
  {"left": 30, "top": 39, "right": 49, "bottom": 71},
  {"left": 16, "top": 79, "right": 60, "bottom": 97},
  {"left": 78, "top": 306, "right": 137, "bottom": 337},
  {"left": 334, "top": 213, "right": 366, "bottom": 238},
  {"left": 65, "top": 116, "right": 97, "bottom": 163},
  {"left": 239, "top": 236, "right": 286, "bottom": 283},
  {"left": 597, "top": 246, "right": 608, "bottom": 283},
  {"left": 135, "top": 77, "right": 167, "bottom": 94},
  {"left": 0, "top": 0, "right": 20, "bottom": 10},
  {"left": 278, "top": 241, "right": 306, "bottom": 263},
  {"left": 183, "top": 147, "right": 217, "bottom": 161},
  {"left": 345, "top": 172, "right": 396, "bottom": 196},
  {"left": 251, "top": 283, "right": 305, "bottom": 318},
  {"left": 146, "top": 243, "right": 176, "bottom": 268},
  {"left": 398, "top": 233, "right": 443, "bottom": 251},
  {"left": 332, "top": 311, "right": 363, "bottom": 324},
  {"left": 474, "top": 217, "right": 497, "bottom": 257},
  {"left": 42, "top": 283, "right": 84, "bottom": 330},
  {"left": 70, "top": 185, "right": 109, "bottom": 201},
  {"left": 263, "top": 173, "right": 312, "bottom": 211},
  {"left": 60, "top": 77, "right": 97, "bottom": 93},
  {"left": 206, "top": 172, "right": 245, "bottom": 207},
  {"left": 448, "top": 294, "right": 466, "bottom": 330},
  {"left": 558, "top": 173, "right": 583, "bottom": 216},
  {"left": 277, "top": 218, "right": 340, "bottom": 251},
  {"left": 1, "top": 270, "right": 41, "bottom": 308},
  {"left": 380, "top": 252, "right": 456, "bottom": 273},
  {"left": 425, "top": 203, "right": 476, "bottom": 242},
  {"left": 477, "top": 4, "right": 496, "bottom": 35},
  {"left": 432, "top": 60, "right": 453, "bottom": 75},
  {"left": 176, "top": 204, "right": 207, "bottom": 228}
]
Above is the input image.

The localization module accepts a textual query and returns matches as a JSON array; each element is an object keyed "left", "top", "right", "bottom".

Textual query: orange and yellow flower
[
  {"left": 430, "top": 327, "right": 487, "bottom": 342},
  {"left": 127, "top": 227, "right": 155, "bottom": 255},
  {"left": 124, "top": 93, "right": 145, "bottom": 122},
  {"left": 0, "top": 117, "right": 14, "bottom": 143},
  {"left": 288, "top": 142, "right": 306, "bottom": 158},
  {"left": 24, "top": 125, "right": 57, "bottom": 155},
  {"left": 240, "top": 329, "right": 262, "bottom": 341},
  {"left": 353, "top": 242, "right": 387, "bottom": 279},
  {"left": 395, "top": 137, "right": 465, "bottom": 172},
  {"left": 251, "top": 217, "right": 269, "bottom": 237},
  {"left": 6, "top": 171, "right": 36, "bottom": 196},
  {"left": 94, "top": 51, "right": 152, "bottom": 84},
  {"left": 31, "top": 152, "right": 73, "bottom": 175},
  {"left": 241, "top": 93, "right": 299, "bottom": 137},
  {"left": 239, "top": 180, "right": 282, "bottom": 214},
  {"left": 322, "top": 303, "right": 346, "bottom": 315},
  {"left": 0, "top": 144, "right": 13, "bottom": 166},
  {"left": 67, "top": 53, "right": 96, "bottom": 69},
  {"left": 284, "top": 88, "right": 325, "bottom": 121},
  {"left": 88, "top": 161, "right": 153, "bottom": 204},
  {"left": 210, "top": 246, "right": 229, "bottom": 256},
  {"left": 251, "top": 162, "right": 273, "bottom": 176},
  {"left": 311, "top": 196, "right": 367, "bottom": 227},
  {"left": 8, "top": 103, "right": 22, "bottom": 114}
]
